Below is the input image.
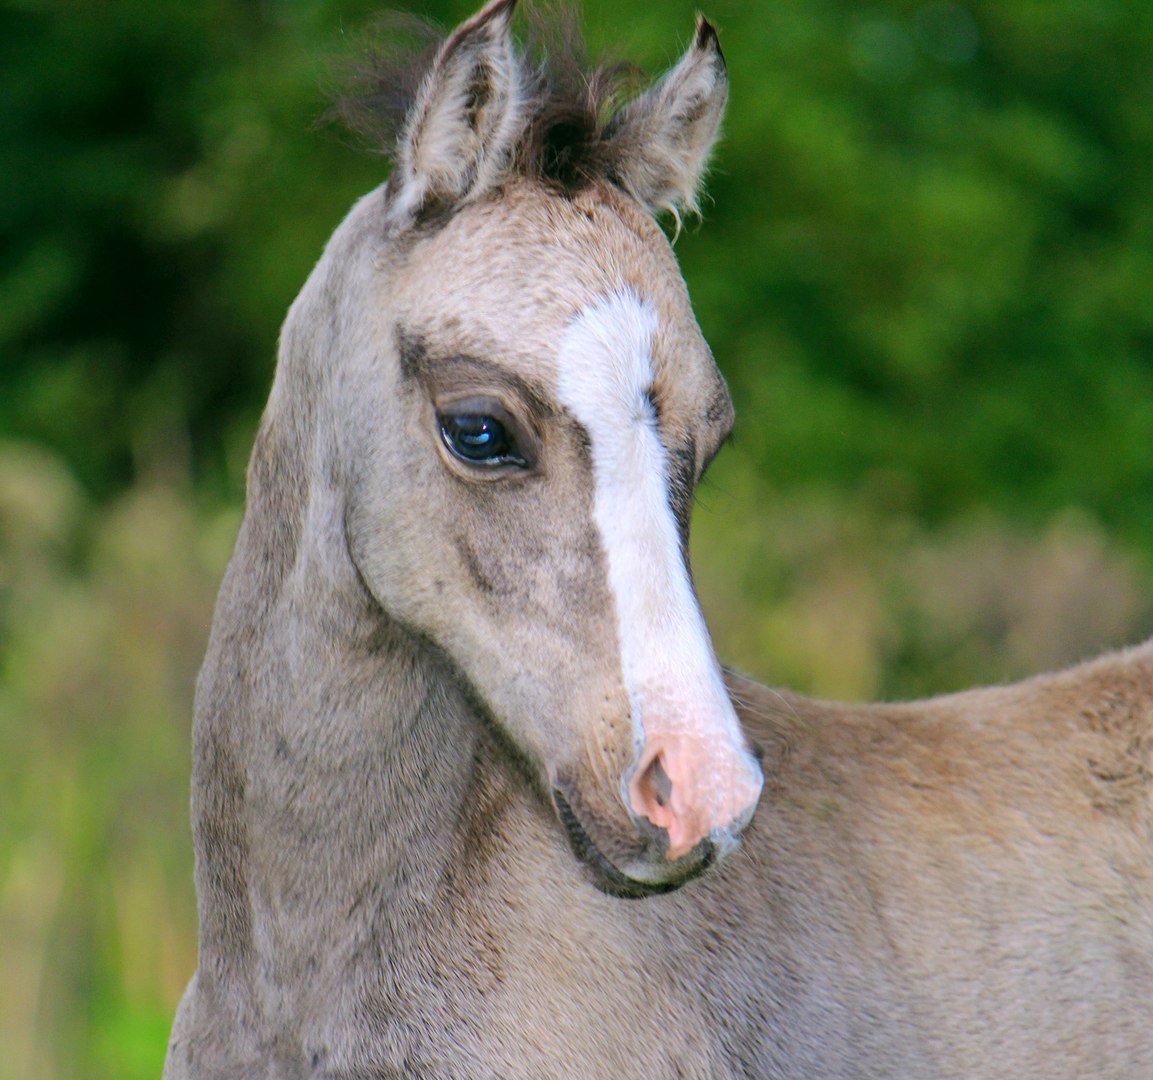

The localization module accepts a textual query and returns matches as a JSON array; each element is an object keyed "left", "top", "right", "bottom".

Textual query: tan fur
[
  {"left": 165, "top": 5, "right": 1153, "bottom": 1077},
  {"left": 611, "top": 17, "right": 728, "bottom": 220},
  {"left": 727, "top": 647, "right": 1153, "bottom": 1077}
]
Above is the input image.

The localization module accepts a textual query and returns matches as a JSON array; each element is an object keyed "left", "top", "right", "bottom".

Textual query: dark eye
[{"left": 438, "top": 411, "right": 527, "bottom": 467}]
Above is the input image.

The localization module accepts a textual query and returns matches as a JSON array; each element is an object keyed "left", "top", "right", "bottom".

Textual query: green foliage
[
  {"left": 684, "top": 0, "right": 1153, "bottom": 543},
  {"left": 2, "top": 0, "right": 1152, "bottom": 1075},
  {"left": 3, "top": 0, "right": 1151, "bottom": 533},
  {"left": 0, "top": 0, "right": 451, "bottom": 498}
]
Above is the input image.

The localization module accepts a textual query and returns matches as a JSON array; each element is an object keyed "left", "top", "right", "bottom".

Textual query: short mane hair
[{"left": 326, "top": 5, "right": 645, "bottom": 194}]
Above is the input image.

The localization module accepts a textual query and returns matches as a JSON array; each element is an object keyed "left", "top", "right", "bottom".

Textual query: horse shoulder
[{"left": 727, "top": 653, "right": 1153, "bottom": 1076}]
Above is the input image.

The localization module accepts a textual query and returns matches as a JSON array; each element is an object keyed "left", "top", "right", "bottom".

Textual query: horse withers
[{"left": 165, "top": 3, "right": 1153, "bottom": 1076}]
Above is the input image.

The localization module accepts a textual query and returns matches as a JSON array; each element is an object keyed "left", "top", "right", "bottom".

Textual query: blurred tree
[
  {"left": 3, "top": 0, "right": 1151, "bottom": 540},
  {"left": 0, "top": 0, "right": 450, "bottom": 498},
  {"left": 684, "top": 0, "right": 1153, "bottom": 543}
]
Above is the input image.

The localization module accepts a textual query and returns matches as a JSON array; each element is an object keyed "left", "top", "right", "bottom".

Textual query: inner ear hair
[
  {"left": 389, "top": 0, "right": 527, "bottom": 225},
  {"left": 606, "top": 15, "right": 729, "bottom": 220}
]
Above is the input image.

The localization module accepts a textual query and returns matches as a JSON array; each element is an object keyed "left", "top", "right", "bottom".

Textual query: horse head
[{"left": 276, "top": 0, "right": 762, "bottom": 896}]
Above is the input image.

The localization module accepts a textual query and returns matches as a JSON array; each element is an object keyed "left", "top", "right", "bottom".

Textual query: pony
[{"left": 165, "top": 2, "right": 1153, "bottom": 1075}]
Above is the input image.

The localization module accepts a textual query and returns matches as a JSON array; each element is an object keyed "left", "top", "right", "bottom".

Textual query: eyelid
[
  {"left": 436, "top": 394, "right": 519, "bottom": 422},
  {"left": 420, "top": 354, "right": 556, "bottom": 427}
]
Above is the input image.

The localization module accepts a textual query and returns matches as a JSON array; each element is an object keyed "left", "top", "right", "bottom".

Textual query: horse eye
[{"left": 438, "top": 411, "right": 526, "bottom": 467}]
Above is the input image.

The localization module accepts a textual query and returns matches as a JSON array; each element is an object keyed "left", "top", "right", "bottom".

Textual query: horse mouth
[{"left": 551, "top": 788, "right": 716, "bottom": 899}]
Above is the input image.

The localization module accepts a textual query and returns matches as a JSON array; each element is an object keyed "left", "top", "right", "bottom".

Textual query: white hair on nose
[{"left": 554, "top": 290, "right": 756, "bottom": 844}]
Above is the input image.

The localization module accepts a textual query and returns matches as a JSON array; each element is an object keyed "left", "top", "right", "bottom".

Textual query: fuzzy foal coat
[
  {"left": 165, "top": 4, "right": 1153, "bottom": 1076},
  {"left": 167, "top": 557, "right": 1153, "bottom": 1077}
]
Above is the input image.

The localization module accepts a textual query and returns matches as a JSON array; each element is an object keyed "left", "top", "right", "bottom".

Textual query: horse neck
[{"left": 191, "top": 424, "right": 484, "bottom": 970}]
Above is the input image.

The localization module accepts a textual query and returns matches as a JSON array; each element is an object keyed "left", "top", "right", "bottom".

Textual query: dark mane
[{"left": 325, "top": 5, "right": 644, "bottom": 194}]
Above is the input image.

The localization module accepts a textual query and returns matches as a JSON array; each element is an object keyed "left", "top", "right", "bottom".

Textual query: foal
[{"left": 166, "top": 3, "right": 1153, "bottom": 1076}]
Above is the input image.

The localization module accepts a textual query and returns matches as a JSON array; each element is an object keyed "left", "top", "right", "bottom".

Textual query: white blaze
[{"left": 555, "top": 290, "right": 760, "bottom": 856}]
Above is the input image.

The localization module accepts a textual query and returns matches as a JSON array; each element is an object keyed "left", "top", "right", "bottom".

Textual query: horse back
[{"left": 729, "top": 644, "right": 1153, "bottom": 1077}]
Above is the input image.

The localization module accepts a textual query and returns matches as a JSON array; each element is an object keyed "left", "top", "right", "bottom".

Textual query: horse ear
[
  {"left": 611, "top": 17, "right": 728, "bottom": 218},
  {"left": 388, "top": 0, "right": 525, "bottom": 224}
]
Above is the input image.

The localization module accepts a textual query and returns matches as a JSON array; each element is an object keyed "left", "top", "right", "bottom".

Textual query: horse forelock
[{"left": 328, "top": 6, "right": 645, "bottom": 200}]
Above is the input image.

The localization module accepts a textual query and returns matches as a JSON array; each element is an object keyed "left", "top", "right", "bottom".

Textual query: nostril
[
  {"left": 646, "top": 754, "right": 672, "bottom": 808},
  {"left": 635, "top": 751, "right": 673, "bottom": 813},
  {"left": 628, "top": 739, "right": 761, "bottom": 863},
  {"left": 630, "top": 750, "right": 680, "bottom": 846}
]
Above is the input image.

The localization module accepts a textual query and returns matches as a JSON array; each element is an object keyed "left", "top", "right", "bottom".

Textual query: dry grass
[
  {"left": 693, "top": 443, "right": 1153, "bottom": 701},
  {"left": 0, "top": 443, "right": 237, "bottom": 1080}
]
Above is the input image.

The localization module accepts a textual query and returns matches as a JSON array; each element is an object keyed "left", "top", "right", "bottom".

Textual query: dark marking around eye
[
  {"left": 569, "top": 418, "right": 594, "bottom": 464},
  {"left": 456, "top": 533, "right": 509, "bottom": 597},
  {"left": 398, "top": 340, "right": 560, "bottom": 428},
  {"left": 704, "top": 382, "right": 734, "bottom": 428},
  {"left": 667, "top": 435, "right": 697, "bottom": 561},
  {"left": 396, "top": 326, "right": 427, "bottom": 381}
]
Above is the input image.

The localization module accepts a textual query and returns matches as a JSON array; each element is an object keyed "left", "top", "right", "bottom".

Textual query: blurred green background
[{"left": 1, "top": 0, "right": 1151, "bottom": 1075}]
